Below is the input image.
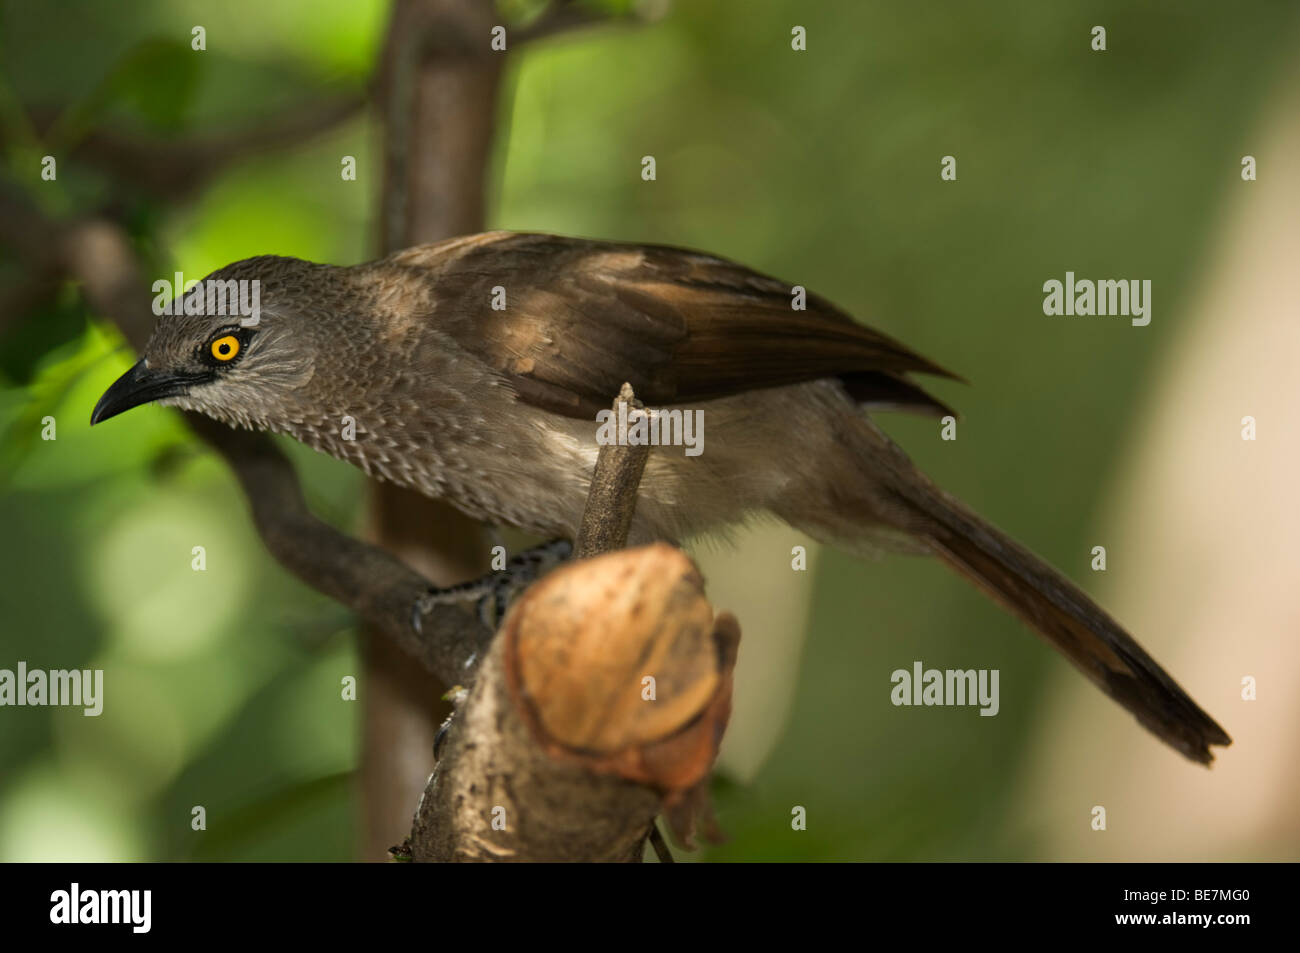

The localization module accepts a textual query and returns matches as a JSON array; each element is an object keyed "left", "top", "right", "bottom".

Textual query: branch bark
[
  {"left": 574, "top": 383, "right": 651, "bottom": 558},
  {"left": 409, "top": 547, "right": 741, "bottom": 862}
]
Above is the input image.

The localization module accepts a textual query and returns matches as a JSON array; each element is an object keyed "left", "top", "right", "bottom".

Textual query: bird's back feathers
[{"left": 377, "top": 231, "right": 960, "bottom": 418}]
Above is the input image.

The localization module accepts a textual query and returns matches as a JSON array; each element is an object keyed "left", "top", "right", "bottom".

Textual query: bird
[{"left": 91, "top": 230, "right": 1231, "bottom": 765}]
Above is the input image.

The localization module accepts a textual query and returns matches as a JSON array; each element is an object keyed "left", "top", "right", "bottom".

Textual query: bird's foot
[{"left": 410, "top": 538, "right": 573, "bottom": 634}]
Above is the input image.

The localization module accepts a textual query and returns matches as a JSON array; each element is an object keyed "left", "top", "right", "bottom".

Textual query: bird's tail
[{"left": 893, "top": 484, "right": 1230, "bottom": 764}]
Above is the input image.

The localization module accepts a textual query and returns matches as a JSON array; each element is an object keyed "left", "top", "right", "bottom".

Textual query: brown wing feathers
[{"left": 431, "top": 232, "right": 959, "bottom": 418}]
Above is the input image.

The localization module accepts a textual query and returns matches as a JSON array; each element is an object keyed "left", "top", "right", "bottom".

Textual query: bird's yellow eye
[{"left": 210, "top": 335, "right": 241, "bottom": 362}]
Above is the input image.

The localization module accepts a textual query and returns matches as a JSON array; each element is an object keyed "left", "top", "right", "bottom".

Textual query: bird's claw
[{"left": 410, "top": 538, "right": 573, "bottom": 634}]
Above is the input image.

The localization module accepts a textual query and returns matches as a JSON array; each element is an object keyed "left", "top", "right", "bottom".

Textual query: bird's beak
[{"left": 91, "top": 360, "right": 200, "bottom": 425}]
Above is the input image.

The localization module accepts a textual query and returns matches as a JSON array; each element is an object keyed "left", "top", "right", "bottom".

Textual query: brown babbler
[{"left": 92, "top": 232, "right": 1231, "bottom": 764}]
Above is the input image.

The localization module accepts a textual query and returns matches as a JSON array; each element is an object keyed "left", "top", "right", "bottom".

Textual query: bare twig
[{"left": 575, "top": 383, "right": 651, "bottom": 558}]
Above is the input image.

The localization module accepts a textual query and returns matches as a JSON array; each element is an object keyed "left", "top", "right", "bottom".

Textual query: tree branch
[
  {"left": 575, "top": 383, "right": 651, "bottom": 557},
  {"left": 409, "top": 543, "right": 740, "bottom": 862}
]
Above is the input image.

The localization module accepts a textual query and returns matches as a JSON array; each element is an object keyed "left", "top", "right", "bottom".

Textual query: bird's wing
[{"left": 393, "top": 232, "right": 961, "bottom": 419}]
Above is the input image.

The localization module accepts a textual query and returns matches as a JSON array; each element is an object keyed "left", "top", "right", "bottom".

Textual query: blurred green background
[{"left": 1, "top": 0, "right": 1296, "bottom": 861}]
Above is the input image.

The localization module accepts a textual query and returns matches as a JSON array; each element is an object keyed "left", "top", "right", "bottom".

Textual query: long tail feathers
[{"left": 909, "top": 488, "right": 1231, "bottom": 765}]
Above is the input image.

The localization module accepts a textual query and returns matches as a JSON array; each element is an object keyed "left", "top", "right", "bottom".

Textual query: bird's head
[{"left": 91, "top": 257, "right": 323, "bottom": 430}]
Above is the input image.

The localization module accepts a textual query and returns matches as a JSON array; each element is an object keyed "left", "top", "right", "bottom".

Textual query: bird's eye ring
[{"left": 210, "top": 334, "right": 241, "bottom": 362}]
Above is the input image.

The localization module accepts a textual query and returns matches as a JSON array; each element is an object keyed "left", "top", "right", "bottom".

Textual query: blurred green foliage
[{"left": 1, "top": 0, "right": 1296, "bottom": 861}]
